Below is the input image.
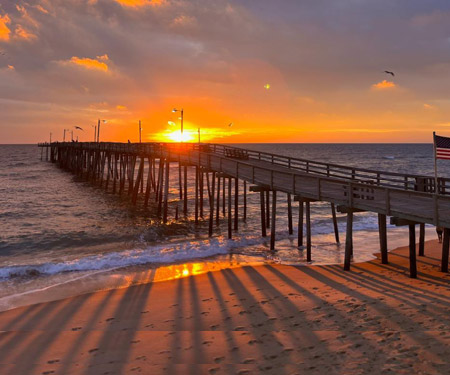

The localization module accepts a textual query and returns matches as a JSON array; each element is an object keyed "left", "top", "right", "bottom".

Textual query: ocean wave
[{"left": 0, "top": 235, "right": 266, "bottom": 280}]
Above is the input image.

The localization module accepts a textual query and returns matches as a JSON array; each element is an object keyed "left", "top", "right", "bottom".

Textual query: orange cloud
[
  {"left": 115, "top": 0, "right": 163, "bottom": 7},
  {"left": 15, "top": 25, "right": 37, "bottom": 40},
  {"left": 0, "top": 14, "right": 11, "bottom": 41},
  {"left": 67, "top": 56, "right": 109, "bottom": 72},
  {"left": 116, "top": 105, "right": 127, "bottom": 110},
  {"left": 371, "top": 80, "right": 396, "bottom": 90}
]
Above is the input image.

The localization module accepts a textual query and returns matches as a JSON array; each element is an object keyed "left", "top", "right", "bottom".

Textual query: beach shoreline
[{"left": 0, "top": 239, "right": 449, "bottom": 374}]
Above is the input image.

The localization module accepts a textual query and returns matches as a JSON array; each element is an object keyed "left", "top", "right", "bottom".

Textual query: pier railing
[{"left": 38, "top": 141, "right": 450, "bottom": 195}]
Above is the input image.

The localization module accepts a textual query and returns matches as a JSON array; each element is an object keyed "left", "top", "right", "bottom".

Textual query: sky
[{"left": 1, "top": 0, "right": 450, "bottom": 143}]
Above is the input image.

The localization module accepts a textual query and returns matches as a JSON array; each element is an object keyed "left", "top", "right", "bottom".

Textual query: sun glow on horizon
[{"left": 153, "top": 129, "right": 196, "bottom": 142}]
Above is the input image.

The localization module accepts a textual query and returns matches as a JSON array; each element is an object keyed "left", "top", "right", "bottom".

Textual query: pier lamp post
[
  {"left": 139, "top": 120, "right": 142, "bottom": 143},
  {"left": 63, "top": 128, "right": 70, "bottom": 142},
  {"left": 50, "top": 133, "right": 52, "bottom": 144},
  {"left": 97, "top": 119, "right": 107, "bottom": 143},
  {"left": 172, "top": 108, "right": 183, "bottom": 142}
]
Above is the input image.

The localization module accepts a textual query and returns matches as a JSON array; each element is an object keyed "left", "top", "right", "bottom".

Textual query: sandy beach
[{"left": 0, "top": 241, "right": 449, "bottom": 375}]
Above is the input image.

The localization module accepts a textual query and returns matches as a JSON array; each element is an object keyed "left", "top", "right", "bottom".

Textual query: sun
[{"left": 157, "top": 130, "right": 196, "bottom": 142}]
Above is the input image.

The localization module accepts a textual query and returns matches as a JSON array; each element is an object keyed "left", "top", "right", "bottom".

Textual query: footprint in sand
[
  {"left": 243, "top": 358, "right": 256, "bottom": 364},
  {"left": 130, "top": 340, "right": 140, "bottom": 344},
  {"left": 141, "top": 310, "right": 149, "bottom": 314},
  {"left": 214, "top": 356, "right": 225, "bottom": 363},
  {"left": 47, "top": 359, "right": 60, "bottom": 364},
  {"left": 237, "top": 371, "right": 251, "bottom": 375},
  {"left": 106, "top": 318, "right": 115, "bottom": 322},
  {"left": 88, "top": 348, "right": 99, "bottom": 353},
  {"left": 42, "top": 371, "right": 55, "bottom": 375},
  {"left": 71, "top": 327, "right": 82, "bottom": 331},
  {"left": 208, "top": 368, "right": 220, "bottom": 374},
  {"left": 136, "top": 355, "right": 146, "bottom": 360}
]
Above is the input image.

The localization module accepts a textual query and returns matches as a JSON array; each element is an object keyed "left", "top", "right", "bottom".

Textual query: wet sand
[{"left": 0, "top": 240, "right": 449, "bottom": 375}]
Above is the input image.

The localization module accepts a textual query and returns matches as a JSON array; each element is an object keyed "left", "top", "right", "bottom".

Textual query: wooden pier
[{"left": 38, "top": 141, "right": 450, "bottom": 277}]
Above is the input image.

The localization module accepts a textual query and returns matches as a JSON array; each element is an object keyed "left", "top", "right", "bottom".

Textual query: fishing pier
[{"left": 38, "top": 142, "right": 450, "bottom": 278}]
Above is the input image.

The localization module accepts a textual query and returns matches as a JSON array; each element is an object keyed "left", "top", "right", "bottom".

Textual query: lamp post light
[
  {"left": 97, "top": 119, "right": 107, "bottom": 143},
  {"left": 139, "top": 120, "right": 142, "bottom": 143},
  {"left": 172, "top": 108, "right": 183, "bottom": 142}
]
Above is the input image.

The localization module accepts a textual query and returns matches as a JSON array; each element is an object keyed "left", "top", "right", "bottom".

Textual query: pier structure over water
[{"left": 38, "top": 141, "right": 450, "bottom": 278}]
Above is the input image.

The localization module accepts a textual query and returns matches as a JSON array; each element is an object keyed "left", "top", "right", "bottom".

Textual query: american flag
[{"left": 435, "top": 134, "right": 450, "bottom": 160}]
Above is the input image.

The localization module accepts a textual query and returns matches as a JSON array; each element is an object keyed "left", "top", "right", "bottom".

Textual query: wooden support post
[
  {"left": 228, "top": 178, "right": 232, "bottom": 239},
  {"left": 222, "top": 177, "right": 226, "bottom": 216},
  {"left": 378, "top": 213, "right": 388, "bottom": 264},
  {"left": 216, "top": 174, "right": 221, "bottom": 225},
  {"left": 243, "top": 180, "right": 247, "bottom": 222},
  {"left": 331, "top": 203, "right": 340, "bottom": 244},
  {"left": 442, "top": 228, "right": 450, "bottom": 273},
  {"left": 409, "top": 224, "right": 417, "bottom": 278},
  {"left": 234, "top": 178, "right": 239, "bottom": 231},
  {"left": 155, "top": 159, "right": 163, "bottom": 202},
  {"left": 306, "top": 201, "right": 312, "bottom": 261},
  {"left": 195, "top": 166, "right": 199, "bottom": 224},
  {"left": 105, "top": 153, "right": 111, "bottom": 191},
  {"left": 200, "top": 170, "right": 204, "bottom": 218},
  {"left": 132, "top": 157, "right": 144, "bottom": 205},
  {"left": 270, "top": 190, "right": 277, "bottom": 251},
  {"left": 260, "top": 191, "right": 267, "bottom": 237},
  {"left": 209, "top": 172, "right": 216, "bottom": 237},
  {"left": 265, "top": 190, "right": 270, "bottom": 228},
  {"left": 298, "top": 200, "right": 304, "bottom": 247},
  {"left": 178, "top": 162, "right": 183, "bottom": 199},
  {"left": 183, "top": 166, "right": 188, "bottom": 216},
  {"left": 163, "top": 160, "right": 170, "bottom": 223},
  {"left": 419, "top": 223, "right": 425, "bottom": 256},
  {"left": 157, "top": 160, "right": 165, "bottom": 216},
  {"left": 128, "top": 156, "right": 136, "bottom": 195},
  {"left": 144, "top": 157, "right": 152, "bottom": 207},
  {"left": 287, "top": 193, "right": 293, "bottom": 235},
  {"left": 152, "top": 158, "right": 156, "bottom": 192},
  {"left": 344, "top": 211, "right": 353, "bottom": 271}
]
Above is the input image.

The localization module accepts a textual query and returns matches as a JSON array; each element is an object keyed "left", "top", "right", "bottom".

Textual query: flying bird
[
  {"left": 74, "top": 126, "right": 84, "bottom": 131},
  {"left": 228, "top": 123, "right": 233, "bottom": 127},
  {"left": 383, "top": 70, "right": 395, "bottom": 77}
]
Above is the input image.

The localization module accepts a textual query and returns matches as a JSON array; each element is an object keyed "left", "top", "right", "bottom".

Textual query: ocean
[{"left": 0, "top": 143, "right": 446, "bottom": 311}]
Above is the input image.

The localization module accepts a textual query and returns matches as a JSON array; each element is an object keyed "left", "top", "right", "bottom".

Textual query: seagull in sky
[
  {"left": 383, "top": 70, "right": 395, "bottom": 77},
  {"left": 74, "top": 126, "right": 84, "bottom": 131},
  {"left": 228, "top": 123, "right": 233, "bottom": 127}
]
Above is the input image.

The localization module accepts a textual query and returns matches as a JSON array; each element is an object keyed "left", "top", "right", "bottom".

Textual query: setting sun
[{"left": 154, "top": 129, "right": 196, "bottom": 143}]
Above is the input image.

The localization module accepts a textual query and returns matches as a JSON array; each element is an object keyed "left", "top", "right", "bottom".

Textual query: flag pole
[{"left": 433, "top": 131, "right": 439, "bottom": 194}]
